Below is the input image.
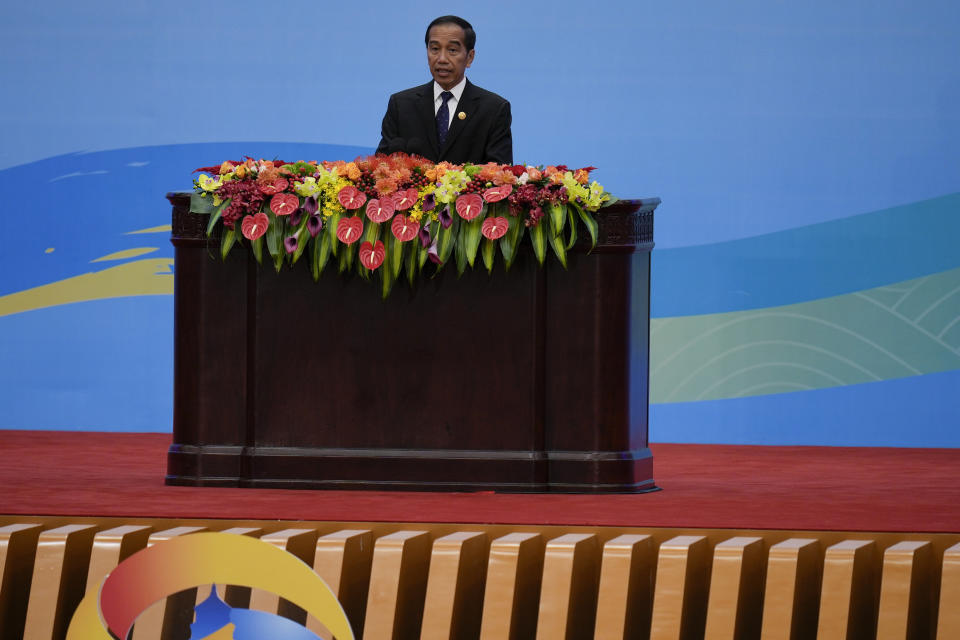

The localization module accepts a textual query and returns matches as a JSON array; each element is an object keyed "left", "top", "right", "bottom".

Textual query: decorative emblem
[{"left": 457, "top": 111, "right": 466, "bottom": 120}]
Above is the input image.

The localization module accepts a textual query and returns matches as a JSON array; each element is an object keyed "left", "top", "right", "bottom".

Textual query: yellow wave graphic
[
  {"left": 0, "top": 258, "right": 173, "bottom": 318},
  {"left": 126, "top": 225, "right": 172, "bottom": 235},
  {"left": 92, "top": 247, "right": 159, "bottom": 262}
]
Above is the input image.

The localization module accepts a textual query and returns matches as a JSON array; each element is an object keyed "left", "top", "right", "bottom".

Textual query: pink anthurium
[
  {"left": 481, "top": 216, "right": 509, "bottom": 240},
  {"left": 240, "top": 212, "right": 269, "bottom": 241},
  {"left": 337, "top": 185, "right": 367, "bottom": 210},
  {"left": 270, "top": 193, "right": 299, "bottom": 216},
  {"left": 392, "top": 188, "right": 419, "bottom": 211},
  {"left": 455, "top": 193, "right": 484, "bottom": 220},
  {"left": 366, "top": 198, "right": 396, "bottom": 223},
  {"left": 336, "top": 216, "right": 364, "bottom": 245},
  {"left": 482, "top": 185, "right": 512, "bottom": 203},
  {"left": 391, "top": 215, "right": 420, "bottom": 242},
  {"left": 358, "top": 240, "right": 385, "bottom": 270}
]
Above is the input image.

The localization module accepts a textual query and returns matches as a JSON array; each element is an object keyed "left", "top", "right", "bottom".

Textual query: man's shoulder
[
  {"left": 388, "top": 82, "right": 433, "bottom": 102},
  {"left": 464, "top": 81, "right": 510, "bottom": 106}
]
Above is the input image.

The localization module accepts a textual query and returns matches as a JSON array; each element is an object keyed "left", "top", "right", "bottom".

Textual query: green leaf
[
  {"left": 481, "top": 238, "right": 496, "bottom": 273},
  {"left": 462, "top": 217, "right": 484, "bottom": 268},
  {"left": 204, "top": 198, "right": 230, "bottom": 235},
  {"left": 190, "top": 193, "right": 215, "bottom": 214},
  {"left": 436, "top": 216, "right": 460, "bottom": 265},
  {"left": 418, "top": 241, "right": 429, "bottom": 270},
  {"left": 572, "top": 202, "right": 598, "bottom": 249},
  {"left": 220, "top": 228, "right": 237, "bottom": 259},
  {"left": 291, "top": 216, "right": 310, "bottom": 265},
  {"left": 529, "top": 221, "right": 547, "bottom": 265},
  {"left": 380, "top": 261, "right": 396, "bottom": 299},
  {"left": 565, "top": 207, "right": 578, "bottom": 250},
  {"left": 251, "top": 236, "right": 263, "bottom": 264},
  {"left": 455, "top": 231, "right": 468, "bottom": 275},
  {"left": 548, "top": 202, "right": 566, "bottom": 236},
  {"left": 265, "top": 211, "right": 282, "bottom": 259},
  {"left": 499, "top": 214, "right": 524, "bottom": 270},
  {"left": 363, "top": 220, "right": 381, "bottom": 245},
  {"left": 339, "top": 241, "right": 355, "bottom": 273},
  {"left": 548, "top": 224, "right": 567, "bottom": 269},
  {"left": 405, "top": 237, "right": 419, "bottom": 286},
  {"left": 389, "top": 235, "right": 405, "bottom": 280},
  {"left": 326, "top": 212, "right": 341, "bottom": 257},
  {"left": 313, "top": 231, "right": 332, "bottom": 280}
]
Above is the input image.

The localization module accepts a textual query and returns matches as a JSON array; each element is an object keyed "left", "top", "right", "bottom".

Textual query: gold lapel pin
[{"left": 457, "top": 111, "right": 466, "bottom": 120}]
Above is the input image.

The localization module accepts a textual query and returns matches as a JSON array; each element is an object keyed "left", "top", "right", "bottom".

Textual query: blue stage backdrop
[{"left": 1, "top": 2, "right": 958, "bottom": 446}]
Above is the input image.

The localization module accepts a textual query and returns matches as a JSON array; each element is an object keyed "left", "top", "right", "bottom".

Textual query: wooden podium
[{"left": 166, "top": 193, "right": 659, "bottom": 492}]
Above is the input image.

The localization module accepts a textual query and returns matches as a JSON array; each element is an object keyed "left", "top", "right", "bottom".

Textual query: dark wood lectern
[{"left": 166, "top": 193, "right": 659, "bottom": 492}]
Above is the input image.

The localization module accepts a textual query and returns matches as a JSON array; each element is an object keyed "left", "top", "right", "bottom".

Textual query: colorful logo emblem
[{"left": 66, "top": 532, "right": 354, "bottom": 640}]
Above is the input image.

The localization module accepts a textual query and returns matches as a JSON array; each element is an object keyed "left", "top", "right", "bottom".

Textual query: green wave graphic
[{"left": 650, "top": 266, "right": 960, "bottom": 403}]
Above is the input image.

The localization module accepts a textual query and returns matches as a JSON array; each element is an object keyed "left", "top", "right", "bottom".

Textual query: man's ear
[{"left": 466, "top": 50, "right": 475, "bottom": 68}]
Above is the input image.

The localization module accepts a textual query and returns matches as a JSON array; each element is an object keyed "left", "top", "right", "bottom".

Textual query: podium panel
[{"left": 166, "top": 193, "right": 658, "bottom": 492}]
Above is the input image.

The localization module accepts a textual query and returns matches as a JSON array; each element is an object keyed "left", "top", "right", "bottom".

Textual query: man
[{"left": 376, "top": 16, "right": 513, "bottom": 165}]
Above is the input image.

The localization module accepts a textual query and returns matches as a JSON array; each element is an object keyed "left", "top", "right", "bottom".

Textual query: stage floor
[{"left": 2, "top": 431, "right": 958, "bottom": 532}]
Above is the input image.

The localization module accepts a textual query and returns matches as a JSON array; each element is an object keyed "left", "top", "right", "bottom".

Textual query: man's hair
[{"left": 424, "top": 15, "right": 476, "bottom": 51}]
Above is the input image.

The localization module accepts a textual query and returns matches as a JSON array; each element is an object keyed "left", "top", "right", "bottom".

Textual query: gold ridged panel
[{"left": 1, "top": 516, "right": 958, "bottom": 640}]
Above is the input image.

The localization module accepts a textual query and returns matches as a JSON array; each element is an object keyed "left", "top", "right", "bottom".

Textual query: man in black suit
[{"left": 376, "top": 16, "right": 513, "bottom": 165}]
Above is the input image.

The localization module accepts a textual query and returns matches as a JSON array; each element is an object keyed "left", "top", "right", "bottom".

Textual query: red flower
[
  {"left": 366, "top": 198, "right": 396, "bottom": 223},
  {"left": 481, "top": 216, "right": 509, "bottom": 240},
  {"left": 455, "top": 193, "right": 484, "bottom": 221},
  {"left": 240, "top": 212, "right": 269, "bottom": 240},
  {"left": 391, "top": 215, "right": 420, "bottom": 241},
  {"left": 358, "top": 240, "right": 385, "bottom": 270},
  {"left": 482, "top": 185, "right": 512, "bottom": 203},
  {"left": 392, "top": 188, "right": 419, "bottom": 211},
  {"left": 337, "top": 186, "right": 367, "bottom": 210},
  {"left": 258, "top": 177, "right": 289, "bottom": 195},
  {"left": 270, "top": 193, "right": 299, "bottom": 216},
  {"left": 509, "top": 164, "right": 526, "bottom": 177},
  {"left": 336, "top": 217, "right": 364, "bottom": 244}
]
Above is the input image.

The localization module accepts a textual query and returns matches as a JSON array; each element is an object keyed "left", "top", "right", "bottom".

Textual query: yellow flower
[{"left": 197, "top": 174, "right": 222, "bottom": 192}]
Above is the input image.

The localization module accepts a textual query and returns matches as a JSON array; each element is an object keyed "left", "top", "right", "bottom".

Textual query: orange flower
[
  {"left": 375, "top": 177, "right": 398, "bottom": 196},
  {"left": 393, "top": 166, "right": 412, "bottom": 184},
  {"left": 526, "top": 167, "right": 542, "bottom": 182},
  {"left": 549, "top": 172, "right": 565, "bottom": 185},
  {"left": 219, "top": 161, "right": 235, "bottom": 175},
  {"left": 335, "top": 162, "right": 362, "bottom": 181},
  {"left": 476, "top": 162, "right": 500, "bottom": 182},
  {"left": 257, "top": 165, "right": 280, "bottom": 184},
  {"left": 493, "top": 170, "right": 517, "bottom": 186},
  {"left": 234, "top": 164, "right": 250, "bottom": 178},
  {"left": 574, "top": 169, "right": 590, "bottom": 184}
]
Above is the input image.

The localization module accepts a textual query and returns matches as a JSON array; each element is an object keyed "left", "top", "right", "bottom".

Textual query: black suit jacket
[{"left": 376, "top": 80, "right": 513, "bottom": 165}]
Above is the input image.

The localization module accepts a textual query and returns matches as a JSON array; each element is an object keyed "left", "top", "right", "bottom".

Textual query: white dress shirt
[{"left": 433, "top": 78, "right": 467, "bottom": 128}]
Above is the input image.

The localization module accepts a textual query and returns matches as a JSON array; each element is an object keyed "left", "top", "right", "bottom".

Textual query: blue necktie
[{"left": 436, "top": 91, "right": 453, "bottom": 148}]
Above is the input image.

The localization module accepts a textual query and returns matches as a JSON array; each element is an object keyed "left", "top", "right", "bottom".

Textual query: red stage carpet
[{"left": 1, "top": 430, "right": 958, "bottom": 532}]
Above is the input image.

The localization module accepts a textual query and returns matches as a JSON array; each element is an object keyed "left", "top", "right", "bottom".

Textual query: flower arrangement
[{"left": 192, "top": 153, "right": 615, "bottom": 297}]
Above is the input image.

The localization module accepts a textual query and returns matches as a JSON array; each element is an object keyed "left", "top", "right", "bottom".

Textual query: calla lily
[
  {"left": 302, "top": 195, "right": 318, "bottom": 216},
  {"left": 427, "top": 237, "right": 442, "bottom": 264},
  {"left": 418, "top": 222, "right": 432, "bottom": 248},
  {"left": 289, "top": 209, "right": 303, "bottom": 227},
  {"left": 307, "top": 214, "right": 323, "bottom": 237},
  {"left": 439, "top": 204, "right": 453, "bottom": 229},
  {"left": 284, "top": 235, "right": 298, "bottom": 254},
  {"left": 423, "top": 192, "right": 436, "bottom": 212}
]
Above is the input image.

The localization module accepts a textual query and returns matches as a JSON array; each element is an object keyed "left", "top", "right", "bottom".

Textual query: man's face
[{"left": 427, "top": 23, "right": 474, "bottom": 90}]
